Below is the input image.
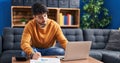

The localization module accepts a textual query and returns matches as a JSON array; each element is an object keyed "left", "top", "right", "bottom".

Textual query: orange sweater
[{"left": 21, "top": 19, "right": 68, "bottom": 55}]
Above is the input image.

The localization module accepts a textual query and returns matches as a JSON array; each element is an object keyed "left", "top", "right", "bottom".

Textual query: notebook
[
  {"left": 30, "top": 58, "right": 60, "bottom": 63},
  {"left": 56, "top": 41, "right": 92, "bottom": 61}
]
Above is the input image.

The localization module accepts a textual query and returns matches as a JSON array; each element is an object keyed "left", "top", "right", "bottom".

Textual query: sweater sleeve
[
  {"left": 55, "top": 26, "right": 68, "bottom": 49},
  {"left": 21, "top": 26, "right": 34, "bottom": 55}
]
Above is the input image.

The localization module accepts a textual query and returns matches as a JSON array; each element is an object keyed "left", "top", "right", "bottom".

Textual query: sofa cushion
[
  {"left": 90, "top": 49, "right": 120, "bottom": 62},
  {"left": 56, "top": 29, "right": 84, "bottom": 47},
  {"left": 102, "top": 53, "right": 120, "bottom": 63},
  {"left": 89, "top": 49, "right": 103, "bottom": 61},
  {"left": 62, "top": 29, "right": 83, "bottom": 41},
  {"left": 3, "top": 28, "right": 23, "bottom": 51},
  {"left": 105, "top": 30, "right": 120, "bottom": 51},
  {"left": 0, "top": 50, "right": 22, "bottom": 63},
  {"left": 83, "top": 29, "right": 111, "bottom": 49}
]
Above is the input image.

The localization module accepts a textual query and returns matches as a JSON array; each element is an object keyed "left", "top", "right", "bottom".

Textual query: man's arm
[
  {"left": 21, "top": 27, "right": 34, "bottom": 56},
  {"left": 21, "top": 26, "right": 41, "bottom": 59},
  {"left": 55, "top": 26, "right": 68, "bottom": 49}
]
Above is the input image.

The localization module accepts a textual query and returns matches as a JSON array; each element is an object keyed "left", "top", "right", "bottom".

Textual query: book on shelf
[
  {"left": 70, "top": 15, "right": 74, "bottom": 25},
  {"left": 64, "top": 15, "right": 68, "bottom": 25},
  {"left": 67, "top": 14, "right": 73, "bottom": 25},
  {"left": 59, "top": 13, "right": 64, "bottom": 26}
]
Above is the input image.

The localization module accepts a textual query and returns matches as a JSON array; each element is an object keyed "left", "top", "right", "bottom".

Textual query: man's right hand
[{"left": 32, "top": 52, "right": 41, "bottom": 60}]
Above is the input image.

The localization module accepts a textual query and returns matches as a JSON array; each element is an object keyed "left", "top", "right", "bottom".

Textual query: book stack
[{"left": 59, "top": 13, "right": 73, "bottom": 26}]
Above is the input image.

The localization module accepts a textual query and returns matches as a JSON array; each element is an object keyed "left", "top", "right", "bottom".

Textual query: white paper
[{"left": 30, "top": 58, "right": 61, "bottom": 63}]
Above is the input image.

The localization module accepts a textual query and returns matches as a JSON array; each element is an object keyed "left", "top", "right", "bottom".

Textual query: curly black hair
[{"left": 32, "top": 3, "right": 48, "bottom": 15}]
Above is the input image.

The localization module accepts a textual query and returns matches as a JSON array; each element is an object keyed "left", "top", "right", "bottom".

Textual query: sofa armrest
[{"left": 0, "top": 36, "right": 2, "bottom": 55}]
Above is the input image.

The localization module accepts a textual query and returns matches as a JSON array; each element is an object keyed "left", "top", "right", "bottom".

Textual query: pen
[
  {"left": 33, "top": 48, "right": 38, "bottom": 53},
  {"left": 33, "top": 48, "right": 41, "bottom": 57}
]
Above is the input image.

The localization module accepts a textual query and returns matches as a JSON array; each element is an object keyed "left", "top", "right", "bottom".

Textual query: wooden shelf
[
  {"left": 12, "top": 24, "right": 25, "bottom": 28},
  {"left": 12, "top": 6, "right": 31, "bottom": 8},
  {"left": 61, "top": 25, "right": 79, "bottom": 28},
  {"left": 11, "top": 6, "right": 80, "bottom": 28}
]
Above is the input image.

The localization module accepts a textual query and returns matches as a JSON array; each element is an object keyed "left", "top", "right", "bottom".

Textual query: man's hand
[{"left": 32, "top": 52, "right": 41, "bottom": 60}]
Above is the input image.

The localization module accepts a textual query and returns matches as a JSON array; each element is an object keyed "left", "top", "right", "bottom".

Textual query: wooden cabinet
[{"left": 11, "top": 6, "right": 80, "bottom": 28}]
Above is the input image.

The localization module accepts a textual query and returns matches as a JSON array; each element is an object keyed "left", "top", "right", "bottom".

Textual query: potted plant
[
  {"left": 81, "top": 0, "right": 112, "bottom": 29},
  {"left": 20, "top": 17, "right": 27, "bottom": 25}
]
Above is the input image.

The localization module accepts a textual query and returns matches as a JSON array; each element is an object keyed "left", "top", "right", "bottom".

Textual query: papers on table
[{"left": 30, "top": 58, "right": 61, "bottom": 63}]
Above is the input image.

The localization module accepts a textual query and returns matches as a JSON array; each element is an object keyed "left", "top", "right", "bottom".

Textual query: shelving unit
[
  {"left": 11, "top": 6, "right": 32, "bottom": 27},
  {"left": 11, "top": 6, "right": 80, "bottom": 28}
]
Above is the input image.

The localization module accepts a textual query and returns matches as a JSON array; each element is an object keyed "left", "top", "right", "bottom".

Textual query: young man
[{"left": 21, "top": 3, "right": 68, "bottom": 60}]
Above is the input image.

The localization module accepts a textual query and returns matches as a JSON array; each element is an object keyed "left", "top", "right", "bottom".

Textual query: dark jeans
[{"left": 21, "top": 47, "right": 65, "bottom": 56}]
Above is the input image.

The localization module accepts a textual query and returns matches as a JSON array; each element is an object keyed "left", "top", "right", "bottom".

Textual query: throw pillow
[{"left": 105, "top": 30, "right": 120, "bottom": 51}]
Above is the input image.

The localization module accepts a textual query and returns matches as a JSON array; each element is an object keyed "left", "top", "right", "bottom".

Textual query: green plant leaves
[
  {"left": 20, "top": 18, "right": 27, "bottom": 22},
  {"left": 81, "top": 0, "right": 111, "bottom": 29}
]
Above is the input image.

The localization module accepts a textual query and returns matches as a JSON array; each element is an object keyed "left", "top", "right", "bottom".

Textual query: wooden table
[{"left": 12, "top": 56, "right": 103, "bottom": 63}]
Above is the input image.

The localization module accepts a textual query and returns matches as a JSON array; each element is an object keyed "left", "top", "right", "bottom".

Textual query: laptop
[{"left": 56, "top": 41, "right": 92, "bottom": 61}]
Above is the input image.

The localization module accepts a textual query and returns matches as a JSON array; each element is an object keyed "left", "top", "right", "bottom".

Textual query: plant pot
[{"left": 22, "top": 22, "right": 26, "bottom": 25}]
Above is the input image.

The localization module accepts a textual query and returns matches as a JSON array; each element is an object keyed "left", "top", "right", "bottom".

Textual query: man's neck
[{"left": 36, "top": 22, "right": 45, "bottom": 29}]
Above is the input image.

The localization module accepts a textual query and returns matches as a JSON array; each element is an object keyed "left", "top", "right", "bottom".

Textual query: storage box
[
  {"left": 69, "top": 0, "right": 80, "bottom": 8},
  {"left": 24, "top": 0, "right": 33, "bottom": 6},
  {"left": 24, "top": 0, "right": 47, "bottom": 6},
  {"left": 47, "top": 0, "right": 58, "bottom": 7},
  {"left": 12, "top": 0, "right": 24, "bottom": 6},
  {"left": 36, "top": 0, "right": 47, "bottom": 5},
  {"left": 59, "top": 0, "right": 69, "bottom": 8}
]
